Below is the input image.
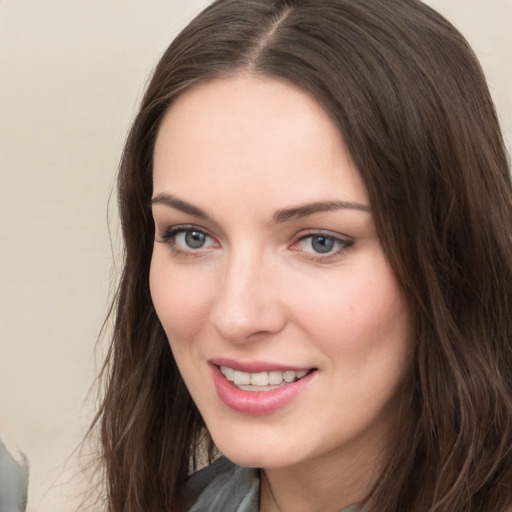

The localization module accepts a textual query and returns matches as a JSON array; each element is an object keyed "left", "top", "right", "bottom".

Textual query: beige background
[{"left": 0, "top": 1, "right": 510, "bottom": 511}]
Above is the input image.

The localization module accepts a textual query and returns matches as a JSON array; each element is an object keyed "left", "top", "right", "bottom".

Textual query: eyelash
[
  {"left": 156, "top": 225, "right": 354, "bottom": 262},
  {"left": 291, "top": 231, "right": 354, "bottom": 262},
  {"left": 157, "top": 225, "right": 218, "bottom": 257}
]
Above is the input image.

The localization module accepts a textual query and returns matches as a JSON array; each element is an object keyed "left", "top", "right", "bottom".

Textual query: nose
[{"left": 209, "top": 248, "right": 287, "bottom": 343}]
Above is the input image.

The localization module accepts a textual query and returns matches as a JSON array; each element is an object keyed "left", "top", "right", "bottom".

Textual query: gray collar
[{"left": 185, "top": 457, "right": 360, "bottom": 512}]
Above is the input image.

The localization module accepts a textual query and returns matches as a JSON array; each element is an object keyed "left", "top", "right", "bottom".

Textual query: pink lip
[
  {"left": 209, "top": 357, "right": 311, "bottom": 373},
  {"left": 209, "top": 363, "right": 316, "bottom": 415}
]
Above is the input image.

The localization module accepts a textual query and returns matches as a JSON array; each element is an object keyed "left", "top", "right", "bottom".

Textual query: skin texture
[{"left": 150, "top": 75, "right": 413, "bottom": 511}]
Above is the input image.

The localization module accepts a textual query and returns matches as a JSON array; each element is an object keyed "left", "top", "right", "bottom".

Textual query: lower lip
[{"left": 210, "top": 364, "right": 316, "bottom": 415}]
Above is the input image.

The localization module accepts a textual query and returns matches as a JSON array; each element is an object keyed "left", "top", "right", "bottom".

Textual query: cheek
[
  {"left": 295, "top": 261, "right": 411, "bottom": 361},
  {"left": 149, "top": 251, "right": 213, "bottom": 344}
]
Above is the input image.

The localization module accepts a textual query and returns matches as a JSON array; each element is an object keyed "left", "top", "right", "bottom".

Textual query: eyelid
[
  {"left": 157, "top": 223, "right": 210, "bottom": 239},
  {"left": 294, "top": 228, "right": 353, "bottom": 242},
  {"left": 156, "top": 224, "right": 220, "bottom": 255},
  {"left": 289, "top": 229, "right": 354, "bottom": 261}
]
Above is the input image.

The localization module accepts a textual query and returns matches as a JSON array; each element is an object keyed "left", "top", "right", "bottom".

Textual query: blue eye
[
  {"left": 180, "top": 230, "right": 208, "bottom": 249},
  {"left": 294, "top": 232, "right": 353, "bottom": 258},
  {"left": 309, "top": 235, "right": 335, "bottom": 254},
  {"left": 158, "top": 226, "right": 217, "bottom": 253}
]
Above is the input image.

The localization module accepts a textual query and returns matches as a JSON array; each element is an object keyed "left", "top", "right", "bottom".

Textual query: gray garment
[
  {"left": 185, "top": 457, "right": 360, "bottom": 512},
  {"left": 0, "top": 438, "right": 28, "bottom": 512}
]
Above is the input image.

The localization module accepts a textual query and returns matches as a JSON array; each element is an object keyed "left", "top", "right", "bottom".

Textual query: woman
[{"left": 89, "top": 0, "right": 512, "bottom": 510}]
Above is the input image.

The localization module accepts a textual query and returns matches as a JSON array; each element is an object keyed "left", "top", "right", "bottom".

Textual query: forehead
[{"left": 152, "top": 75, "right": 368, "bottom": 208}]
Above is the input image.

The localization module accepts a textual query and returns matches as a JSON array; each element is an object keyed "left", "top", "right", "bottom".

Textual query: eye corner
[
  {"left": 288, "top": 230, "right": 354, "bottom": 262},
  {"left": 155, "top": 224, "right": 221, "bottom": 258}
]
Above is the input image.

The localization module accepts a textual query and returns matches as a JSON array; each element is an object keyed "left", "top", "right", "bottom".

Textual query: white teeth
[
  {"left": 283, "top": 370, "right": 296, "bottom": 383},
  {"left": 220, "top": 366, "right": 309, "bottom": 388},
  {"left": 233, "top": 371, "right": 251, "bottom": 385},
  {"left": 268, "top": 371, "right": 284, "bottom": 385},
  {"left": 220, "top": 366, "right": 235, "bottom": 381},
  {"left": 250, "top": 372, "right": 269, "bottom": 386}
]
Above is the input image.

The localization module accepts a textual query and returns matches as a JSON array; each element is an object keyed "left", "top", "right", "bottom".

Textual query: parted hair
[{"left": 88, "top": 0, "right": 512, "bottom": 510}]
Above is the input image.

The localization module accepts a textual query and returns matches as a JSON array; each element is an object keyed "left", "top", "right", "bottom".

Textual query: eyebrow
[
  {"left": 151, "top": 193, "right": 211, "bottom": 220},
  {"left": 273, "top": 200, "right": 371, "bottom": 223},
  {"left": 151, "top": 193, "right": 370, "bottom": 223}
]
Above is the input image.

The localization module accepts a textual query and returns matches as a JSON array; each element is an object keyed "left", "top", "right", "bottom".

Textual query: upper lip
[{"left": 209, "top": 357, "right": 314, "bottom": 373}]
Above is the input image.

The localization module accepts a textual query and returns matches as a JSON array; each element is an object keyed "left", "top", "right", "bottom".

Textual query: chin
[
  {"left": 211, "top": 431, "right": 303, "bottom": 469},
  {"left": 220, "top": 447, "right": 288, "bottom": 469}
]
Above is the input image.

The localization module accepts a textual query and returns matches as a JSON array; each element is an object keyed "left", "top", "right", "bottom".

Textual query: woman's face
[{"left": 150, "top": 75, "right": 412, "bottom": 472}]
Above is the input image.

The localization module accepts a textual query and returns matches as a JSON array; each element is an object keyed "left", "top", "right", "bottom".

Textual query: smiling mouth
[{"left": 219, "top": 365, "right": 315, "bottom": 392}]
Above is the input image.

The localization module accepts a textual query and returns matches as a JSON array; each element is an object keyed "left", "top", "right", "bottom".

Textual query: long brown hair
[{"left": 88, "top": 1, "right": 512, "bottom": 510}]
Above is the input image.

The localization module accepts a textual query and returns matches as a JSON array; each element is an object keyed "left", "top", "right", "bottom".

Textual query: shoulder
[
  {"left": 0, "top": 437, "right": 29, "bottom": 512},
  {"left": 182, "top": 457, "right": 259, "bottom": 512}
]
